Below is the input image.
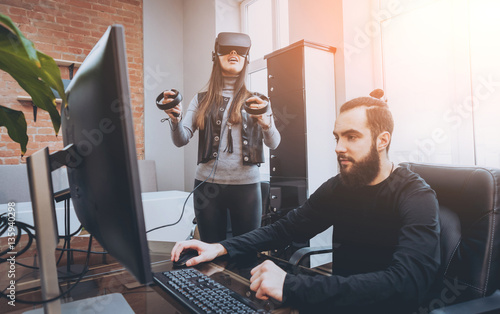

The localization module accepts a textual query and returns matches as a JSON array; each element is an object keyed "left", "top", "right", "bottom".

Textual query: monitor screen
[{"left": 62, "top": 25, "right": 152, "bottom": 284}]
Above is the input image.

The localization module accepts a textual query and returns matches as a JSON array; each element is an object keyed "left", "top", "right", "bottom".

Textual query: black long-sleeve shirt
[{"left": 220, "top": 166, "right": 441, "bottom": 313}]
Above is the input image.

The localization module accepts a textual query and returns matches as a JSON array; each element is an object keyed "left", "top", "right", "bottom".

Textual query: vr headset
[{"left": 212, "top": 32, "right": 251, "bottom": 61}]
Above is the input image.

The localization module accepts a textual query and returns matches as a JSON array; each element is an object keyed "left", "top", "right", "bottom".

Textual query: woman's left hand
[{"left": 246, "top": 96, "right": 272, "bottom": 130}]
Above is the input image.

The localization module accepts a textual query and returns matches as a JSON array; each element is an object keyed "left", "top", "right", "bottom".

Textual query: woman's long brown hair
[{"left": 194, "top": 56, "right": 251, "bottom": 130}]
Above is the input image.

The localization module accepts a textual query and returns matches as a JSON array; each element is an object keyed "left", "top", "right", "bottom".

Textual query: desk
[{"left": 0, "top": 240, "right": 298, "bottom": 313}]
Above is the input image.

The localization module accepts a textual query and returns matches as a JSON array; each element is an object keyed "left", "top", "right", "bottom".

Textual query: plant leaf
[
  {"left": 0, "top": 105, "right": 28, "bottom": 155},
  {"left": 0, "top": 14, "right": 66, "bottom": 104},
  {"left": 0, "top": 22, "right": 62, "bottom": 134},
  {"left": 0, "top": 14, "right": 39, "bottom": 66},
  {"left": 37, "top": 51, "right": 68, "bottom": 106}
]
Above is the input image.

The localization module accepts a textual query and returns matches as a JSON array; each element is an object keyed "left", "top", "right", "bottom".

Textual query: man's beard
[{"left": 339, "top": 143, "right": 380, "bottom": 189}]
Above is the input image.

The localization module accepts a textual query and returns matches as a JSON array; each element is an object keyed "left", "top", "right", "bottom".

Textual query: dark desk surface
[{"left": 0, "top": 240, "right": 306, "bottom": 313}]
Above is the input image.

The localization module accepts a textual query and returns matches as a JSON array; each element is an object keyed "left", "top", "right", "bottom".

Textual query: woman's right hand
[
  {"left": 163, "top": 90, "right": 183, "bottom": 122},
  {"left": 171, "top": 240, "right": 227, "bottom": 267}
]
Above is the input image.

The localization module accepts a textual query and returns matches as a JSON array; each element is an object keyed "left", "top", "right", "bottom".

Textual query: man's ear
[{"left": 377, "top": 131, "right": 391, "bottom": 152}]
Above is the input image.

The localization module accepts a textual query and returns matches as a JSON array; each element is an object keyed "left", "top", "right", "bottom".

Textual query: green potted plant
[{"left": 0, "top": 13, "right": 67, "bottom": 156}]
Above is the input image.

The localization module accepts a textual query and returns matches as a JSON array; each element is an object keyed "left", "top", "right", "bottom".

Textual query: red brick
[
  {"left": 8, "top": 7, "right": 27, "bottom": 16},
  {"left": 37, "top": 127, "right": 56, "bottom": 135},
  {"left": 0, "top": 0, "right": 33, "bottom": 10},
  {"left": 121, "top": 2, "right": 142, "bottom": 12},
  {"left": 66, "top": 0, "right": 93, "bottom": 9},
  {"left": 34, "top": 135, "right": 59, "bottom": 142},
  {"left": 115, "top": 8, "right": 140, "bottom": 20},
  {"left": 32, "top": 3, "right": 58, "bottom": 15},
  {"left": 1, "top": 0, "right": 144, "bottom": 160},
  {"left": 6, "top": 142, "right": 19, "bottom": 150},
  {"left": 0, "top": 150, "right": 17, "bottom": 157},
  {"left": 97, "top": 0, "right": 113, "bottom": 5},
  {"left": 118, "top": 0, "right": 141, "bottom": 6},
  {"left": 9, "top": 15, "right": 30, "bottom": 25},
  {"left": 19, "top": 25, "right": 38, "bottom": 35},
  {"left": 63, "top": 26, "right": 91, "bottom": 37},
  {"left": 91, "top": 3, "right": 117, "bottom": 14},
  {"left": 55, "top": 16, "right": 71, "bottom": 25},
  {"left": 68, "top": 20, "right": 84, "bottom": 29},
  {"left": 63, "top": 12, "right": 90, "bottom": 23},
  {"left": 4, "top": 157, "right": 21, "bottom": 164}
]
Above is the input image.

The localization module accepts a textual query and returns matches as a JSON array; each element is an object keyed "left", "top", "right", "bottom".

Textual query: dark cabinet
[{"left": 264, "top": 40, "right": 337, "bottom": 265}]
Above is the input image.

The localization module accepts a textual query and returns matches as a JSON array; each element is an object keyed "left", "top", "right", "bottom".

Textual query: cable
[
  {"left": 56, "top": 233, "right": 69, "bottom": 266},
  {"left": 58, "top": 224, "right": 83, "bottom": 239},
  {"left": 0, "top": 215, "right": 35, "bottom": 263},
  {"left": 1, "top": 211, "right": 84, "bottom": 269},
  {"left": 146, "top": 177, "right": 208, "bottom": 234},
  {"left": 1, "top": 270, "right": 38, "bottom": 294},
  {"left": 0, "top": 235, "right": 94, "bottom": 305},
  {"left": 56, "top": 247, "right": 108, "bottom": 255},
  {"left": 147, "top": 119, "right": 229, "bottom": 234}
]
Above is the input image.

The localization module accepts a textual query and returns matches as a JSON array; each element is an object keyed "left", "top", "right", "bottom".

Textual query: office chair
[{"left": 289, "top": 162, "right": 500, "bottom": 313}]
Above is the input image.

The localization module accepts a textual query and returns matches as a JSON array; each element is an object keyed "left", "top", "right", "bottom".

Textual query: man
[{"left": 171, "top": 94, "right": 441, "bottom": 313}]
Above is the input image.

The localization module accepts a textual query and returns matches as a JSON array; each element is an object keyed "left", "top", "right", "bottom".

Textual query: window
[
  {"left": 380, "top": 0, "right": 500, "bottom": 168},
  {"left": 241, "top": 0, "right": 289, "bottom": 71},
  {"left": 241, "top": 0, "right": 289, "bottom": 179}
]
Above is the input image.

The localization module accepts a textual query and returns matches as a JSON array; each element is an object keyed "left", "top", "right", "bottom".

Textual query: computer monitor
[
  {"left": 61, "top": 24, "right": 152, "bottom": 285},
  {"left": 26, "top": 24, "right": 151, "bottom": 313}
]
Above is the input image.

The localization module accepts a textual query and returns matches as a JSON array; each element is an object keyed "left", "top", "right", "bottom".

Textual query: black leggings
[{"left": 193, "top": 180, "right": 262, "bottom": 243}]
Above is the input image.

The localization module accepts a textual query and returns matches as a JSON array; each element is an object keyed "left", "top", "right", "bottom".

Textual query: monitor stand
[
  {"left": 24, "top": 293, "right": 134, "bottom": 314},
  {"left": 53, "top": 188, "right": 86, "bottom": 279},
  {"left": 25, "top": 146, "right": 134, "bottom": 314}
]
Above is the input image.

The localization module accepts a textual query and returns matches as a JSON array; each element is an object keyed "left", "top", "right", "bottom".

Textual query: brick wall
[{"left": 0, "top": 0, "right": 144, "bottom": 164}]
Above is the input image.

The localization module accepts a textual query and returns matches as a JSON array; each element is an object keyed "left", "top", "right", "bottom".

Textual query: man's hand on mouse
[{"left": 171, "top": 240, "right": 227, "bottom": 267}]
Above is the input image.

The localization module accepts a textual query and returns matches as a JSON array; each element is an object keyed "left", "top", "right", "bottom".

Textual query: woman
[{"left": 162, "top": 32, "right": 280, "bottom": 243}]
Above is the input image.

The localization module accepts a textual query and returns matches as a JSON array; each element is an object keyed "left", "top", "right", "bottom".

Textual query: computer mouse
[{"left": 173, "top": 249, "right": 199, "bottom": 268}]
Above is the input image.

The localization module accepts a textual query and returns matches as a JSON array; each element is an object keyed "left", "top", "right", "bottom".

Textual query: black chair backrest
[{"left": 402, "top": 162, "right": 500, "bottom": 305}]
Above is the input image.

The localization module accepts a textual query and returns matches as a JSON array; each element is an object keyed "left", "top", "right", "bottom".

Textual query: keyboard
[{"left": 153, "top": 268, "right": 270, "bottom": 314}]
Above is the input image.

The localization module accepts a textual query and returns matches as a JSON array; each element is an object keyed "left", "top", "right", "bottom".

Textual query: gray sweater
[{"left": 170, "top": 77, "right": 280, "bottom": 185}]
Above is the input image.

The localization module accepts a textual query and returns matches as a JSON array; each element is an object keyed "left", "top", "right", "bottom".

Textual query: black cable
[
  {"left": 0, "top": 215, "right": 39, "bottom": 270},
  {"left": 56, "top": 247, "right": 108, "bottom": 255},
  {"left": 56, "top": 233, "right": 68, "bottom": 266},
  {"left": 0, "top": 221, "right": 8, "bottom": 236},
  {"left": 147, "top": 122, "right": 229, "bottom": 234},
  {"left": 13, "top": 261, "right": 39, "bottom": 270},
  {"left": 0, "top": 213, "right": 83, "bottom": 267},
  {"left": 0, "top": 235, "right": 93, "bottom": 305},
  {"left": 0, "top": 216, "right": 35, "bottom": 262},
  {"left": 146, "top": 177, "right": 208, "bottom": 234},
  {"left": 1, "top": 270, "right": 38, "bottom": 294},
  {"left": 58, "top": 224, "right": 83, "bottom": 239}
]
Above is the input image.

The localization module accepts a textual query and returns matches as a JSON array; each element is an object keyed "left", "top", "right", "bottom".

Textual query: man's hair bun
[{"left": 369, "top": 89, "right": 385, "bottom": 99}]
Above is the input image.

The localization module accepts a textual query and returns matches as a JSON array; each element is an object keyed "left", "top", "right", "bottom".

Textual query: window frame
[{"left": 240, "top": 0, "right": 289, "bottom": 75}]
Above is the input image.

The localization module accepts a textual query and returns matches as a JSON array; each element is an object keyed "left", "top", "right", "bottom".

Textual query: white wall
[
  {"left": 287, "top": 0, "right": 388, "bottom": 108},
  {"left": 144, "top": 0, "right": 219, "bottom": 191},
  {"left": 182, "top": 0, "right": 217, "bottom": 191},
  {"left": 143, "top": 0, "right": 185, "bottom": 191},
  {"left": 216, "top": 0, "right": 241, "bottom": 33},
  {"left": 179, "top": 0, "right": 241, "bottom": 191},
  {"left": 144, "top": 0, "right": 384, "bottom": 190},
  {"left": 288, "top": 0, "right": 346, "bottom": 110},
  {"left": 341, "top": 0, "right": 382, "bottom": 100}
]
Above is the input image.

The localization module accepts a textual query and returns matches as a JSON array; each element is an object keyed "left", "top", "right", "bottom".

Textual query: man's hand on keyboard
[
  {"left": 171, "top": 240, "right": 227, "bottom": 267},
  {"left": 249, "top": 260, "right": 286, "bottom": 302}
]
